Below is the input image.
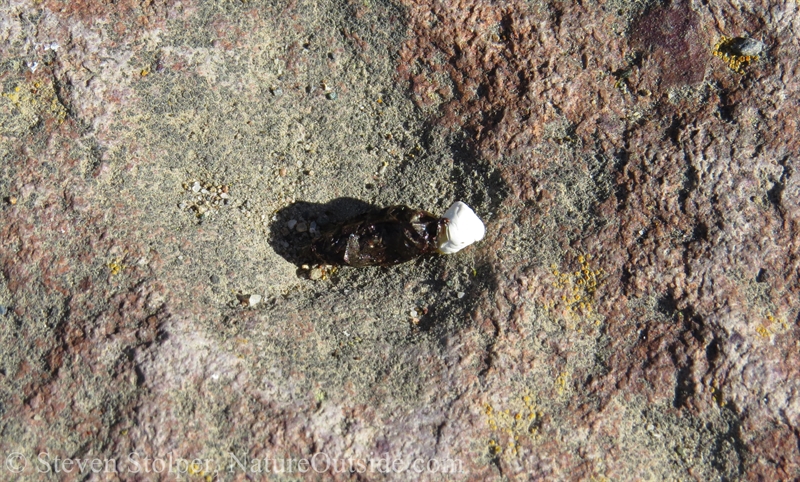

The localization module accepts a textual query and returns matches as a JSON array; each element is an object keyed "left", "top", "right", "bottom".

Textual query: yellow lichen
[
  {"left": 2, "top": 80, "right": 68, "bottom": 125},
  {"left": 555, "top": 370, "right": 570, "bottom": 396},
  {"left": 187, "top": 462, "right": 203, "bottom": 476},
  {"left": 710, "top": 384, "right": 725, "bottom": 407},
  {"left": 483, "top": 393, "right": 542, "bottom": 459},
  {"left": 548, "top": 253, "right": 604, "bottom": 321},
  {"left": 755, "top": 311, "right": 789, "bottom": 340},
  {"left": 107, "top": 259, "right": 125, "bottom": 276},
  {"left": 712, "top": 37, "right": 759, "bottom": 74}
]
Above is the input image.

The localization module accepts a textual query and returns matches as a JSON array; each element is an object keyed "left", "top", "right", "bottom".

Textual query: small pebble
[
  {"left": 296, "top": 221, "right": 308, "bottom": 233},
  {"left": 287, "top": 219, "right": 298, "bottom": 230},
  {"left": 192, "top": 182, "right": 201, "bottom": 193},
  {"left": 731, "top": 37, "right": 765, "bottom": 56},
  {"left": 0, "top": 305, "right": 6, "bottom": 316},
  {"left": 279, "top": 168, "right": 287, "bottom": 177},
  {"left": 327, "top": 92, "right": 337, "bottom": 100},
  {"left": 210, "top": 274, "right": 220, "bottom": 284},
  {"left": 409, "top": 309, "right": 418, "bottom": 318},
  {"left": 457, "top": 292, "right": 466, "bottom": 299},
  {"left": 248, "top": 294, "right": 262, "bottom": 307},
  {"left": 309, "top": 267, "right": 324, "bottom": 280}
]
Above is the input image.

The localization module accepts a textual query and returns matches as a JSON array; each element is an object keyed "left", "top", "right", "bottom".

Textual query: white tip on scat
[{"left": 438, "top": 201, "right": 486, "bottom": 254}]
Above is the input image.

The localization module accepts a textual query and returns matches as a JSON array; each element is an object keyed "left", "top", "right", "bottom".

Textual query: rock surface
[{"left": 0, "top": 0, "right": 797, "bottom": 480}]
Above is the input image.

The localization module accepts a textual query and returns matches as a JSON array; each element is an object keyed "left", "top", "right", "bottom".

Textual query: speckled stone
[{"left": 0, "top": 0, "right": 797, "bottom": 480}]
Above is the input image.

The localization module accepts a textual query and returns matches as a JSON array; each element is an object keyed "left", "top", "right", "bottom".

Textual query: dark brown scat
[
  {"left": 268, "top": 198, "right": 375, "bottom": 268},
  {"left": 311, "top": 205, "right": 444, "bottom": 267},
  {"left": 268, "top": 198, "right": 445, "bottom": 269}
]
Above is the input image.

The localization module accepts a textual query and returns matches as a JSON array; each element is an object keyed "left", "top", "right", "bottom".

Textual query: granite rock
[{"left": 0, "top": 0, "right": 798, "bottom": 480}]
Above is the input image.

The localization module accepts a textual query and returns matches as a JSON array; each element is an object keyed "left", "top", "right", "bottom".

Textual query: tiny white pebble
[
  {"left": 457, "top": 292, "right": 466, "bottom": 299},
  {"left": 192, "top": 182, "right": 201, "bottom": 193},
  {"left": 287, "top": 219, "right": 298, "bottom": 230},
  {"left": 248, "top": 294, "right": 262, "bottom": 307}
]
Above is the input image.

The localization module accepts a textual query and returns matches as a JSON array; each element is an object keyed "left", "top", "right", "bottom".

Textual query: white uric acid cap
[{"left": 437, "top": 201, "right": 486, "bottom": 254}]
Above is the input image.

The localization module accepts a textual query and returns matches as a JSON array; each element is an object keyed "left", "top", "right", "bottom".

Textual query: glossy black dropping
[{"left": 311, "top": 205, "right": 446, "bottom": 267}]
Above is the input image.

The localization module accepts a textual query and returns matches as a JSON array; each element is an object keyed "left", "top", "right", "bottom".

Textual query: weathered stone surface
[{"left": 0, "top": 0, "right": 797, "bottom": 480}]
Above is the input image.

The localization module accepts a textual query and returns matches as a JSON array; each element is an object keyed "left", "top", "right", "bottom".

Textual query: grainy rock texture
[{"left": 0, "top": 0, "right": 798, "bottom": 480}]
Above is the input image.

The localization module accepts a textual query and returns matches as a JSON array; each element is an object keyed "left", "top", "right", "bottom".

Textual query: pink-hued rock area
[{"left": 1, "top": 0, "right": 798, "bottom": 480}]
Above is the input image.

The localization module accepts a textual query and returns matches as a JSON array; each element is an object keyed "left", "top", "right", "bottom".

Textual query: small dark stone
[{"left": 210, "top": 275, "right": 220, "bottom": 284}]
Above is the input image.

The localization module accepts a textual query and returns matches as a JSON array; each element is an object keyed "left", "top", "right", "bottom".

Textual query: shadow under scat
[{"left": 268, "top": 197, "right": 376, "bottom": 268}]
